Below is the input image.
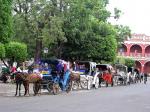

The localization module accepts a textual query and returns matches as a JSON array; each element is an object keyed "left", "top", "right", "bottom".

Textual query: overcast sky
[{"left": 107, "top": 0, "right": 150, "bottom": 35}]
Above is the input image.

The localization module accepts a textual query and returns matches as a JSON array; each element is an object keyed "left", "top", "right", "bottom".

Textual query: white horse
[
  {"left": 127, "top": 72, "right": 131, "bottom": 85},
  {"left": 92, "top": 71, "right": 100, "bottom": 89}
]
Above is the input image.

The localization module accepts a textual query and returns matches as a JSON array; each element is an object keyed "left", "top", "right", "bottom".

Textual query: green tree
[
  {"left": 113, "top": 8, "right": 121, "bottom": 19},
  {"left": 124, "top": 58, "right": 135, "bottom": 68},
  {"left": 5, "top": 42, "right": 27, "bottom": 63},
  {"left": 63, "top": 0, "right": 117, "bottom": 62},
  {"left": 115, "top": 56, "right": 126, "bottom": 65},
  {"left": 12, "top": 0, "right": 68, "bottom": 58},
  {"left": 0, "top": 0, "right": 13, "bottom": 43},
  {"left": 115, "top": 25, "right": 131, "bottom": 47},
  {"left": 12, "top": 0, "right": 118, "bottom": 62},
  {"left": 0, "top": 43, "right": 5, "bottom": 59}
]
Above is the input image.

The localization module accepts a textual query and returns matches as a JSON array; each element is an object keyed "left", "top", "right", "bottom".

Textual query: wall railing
[
  {"left": 130, "top": 53, "right": 142, "bottom": 57},
  {"left": 145, "top": 53, "right": 150, "bottom": 57}
]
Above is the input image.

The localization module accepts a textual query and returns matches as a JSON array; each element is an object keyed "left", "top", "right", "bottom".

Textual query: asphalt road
[{"left": 0, "top": 80, "right": 150, "bottom": 112}]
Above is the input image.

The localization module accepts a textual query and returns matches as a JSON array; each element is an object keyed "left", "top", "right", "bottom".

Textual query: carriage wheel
[
  {"left": 72, "top": 81, "right": 79, "bottom": 90},
  {"left": 80, "top": 80, "right": 88, "bottom": 89},
  {"left": 52, "top": 83, "right": 60, "bottom": 95},
  {"left": 47, "top": 82, "right": 53, "bottom": 93}
]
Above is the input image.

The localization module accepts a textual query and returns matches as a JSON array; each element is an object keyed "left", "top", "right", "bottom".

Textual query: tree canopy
[
  {"left": 115, "top": 57, "right": 135, "bottom": 68},
  {"left": 5, "top": 42, "right": 27, "bottom": 63},
  {"left": 11, "top": 0, "right": 131, "bottom": 63},
  {"left": 115, "top": 25, "right": 131, "bottom": 47},
  {"left": 0, "top": 43, "right": 5, "bottom": 59},
  {"left": 125, "top": 58, "right": 135, "bottom": 68},
  {"left": 0, "top": 0, "right": 13, "bottom": 43},
  {"left": 62, "top": 0, "right": 117, "bottom": 62}
]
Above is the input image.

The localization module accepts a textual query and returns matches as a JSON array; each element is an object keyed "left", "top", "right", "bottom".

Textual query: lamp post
[
  {"left": 43, "top": 47, "right": 48, "bottom": 59},
  {"left": 120, "top": 48, "right": 123, "bottom": 56}
]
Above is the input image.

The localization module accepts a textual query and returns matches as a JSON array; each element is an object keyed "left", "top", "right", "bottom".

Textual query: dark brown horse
[{"left": 14, "top": 72, "right": 42, "bottom": 96}]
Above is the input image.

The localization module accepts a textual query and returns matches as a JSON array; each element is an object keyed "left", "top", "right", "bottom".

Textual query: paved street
[{"left": 0, "top": 80, "right": 150, "bottom": 112}]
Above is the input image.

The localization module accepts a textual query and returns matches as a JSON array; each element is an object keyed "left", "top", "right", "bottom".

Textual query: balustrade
[{"left": 145, "top": 53, "right": 150, "bottom": 58}]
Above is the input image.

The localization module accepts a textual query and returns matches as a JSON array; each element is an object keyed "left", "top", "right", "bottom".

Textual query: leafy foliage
[
  {"left": 11, "top": 0, "right": 128, "bottom": 63},
  {"left": 5, "top": 42, "right": 27, "bottom": 62},
  {"left": 0, "top": 0, "right": 13, "bottom": 43},
  {"left": 115, "top": 57, "right": 135, "bottom": 67},
  {"left": 0, "top": 43, "right": 5, "bottom": 59},
  {"left": 115, "top": 25, "right": 131, "bottom": 47},
  {"left": 124, "top": 58, "right": 135, "bottom": 68},
  {"left": 63, "top": 0, "right": 117, "bottom": 62},
  {"left": 114, "top": 8, "right": 121, "bottom": 19},
  {"left": 12, "top": 0, "right": 68, "bottom": 58}
]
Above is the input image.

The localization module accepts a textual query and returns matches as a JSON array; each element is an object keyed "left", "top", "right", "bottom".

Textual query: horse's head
[
  {"left": 97, "top": 72, "right": 103, "bottom": 78},
  {"left": 70, "top": 71, "right": 80, "bottom": 81}
]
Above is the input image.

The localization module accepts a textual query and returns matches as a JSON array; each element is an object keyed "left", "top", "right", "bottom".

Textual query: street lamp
[
  {"left": 120, "top": 48, "right": 123, "bottom": 56},
  {"left": 43, "top": 47, "right": 48, "bottom": 59}
]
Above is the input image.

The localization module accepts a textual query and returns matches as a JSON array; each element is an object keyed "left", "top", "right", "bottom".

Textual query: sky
[{"left": 107, "top": 0, "right": 150, "bottom": 35}]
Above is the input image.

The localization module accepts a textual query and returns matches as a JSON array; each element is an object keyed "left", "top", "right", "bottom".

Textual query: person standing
[{"left": 144, "top": 72, "right": 148, "bottom": 84}]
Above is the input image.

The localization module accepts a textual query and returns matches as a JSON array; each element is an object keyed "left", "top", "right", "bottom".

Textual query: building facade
[{"left": 118, "top": 34, "right": 150, "bottom": 73}]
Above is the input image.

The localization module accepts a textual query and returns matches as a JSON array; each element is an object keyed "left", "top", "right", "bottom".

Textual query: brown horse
[
  {"left": 70, "top": 71, "right": 81, "bottom": 90},
  {"left": 14, "top": 72, "right": 42, "bottom": 96}
]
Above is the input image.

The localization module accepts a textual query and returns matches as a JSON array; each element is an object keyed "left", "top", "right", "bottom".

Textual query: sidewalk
[{"left": 0, "top": 82, "right": 35, "bottom": 96}]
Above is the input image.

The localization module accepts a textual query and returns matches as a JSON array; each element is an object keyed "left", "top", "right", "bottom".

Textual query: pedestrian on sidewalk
[{"left": 144, "top": 72, "right": 148, "bottom": 84}]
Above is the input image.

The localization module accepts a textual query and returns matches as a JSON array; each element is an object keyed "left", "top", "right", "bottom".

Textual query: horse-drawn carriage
[
  {"left": 113, "top": 64, "right": 128, "bottom": 85},
  {"left": 38, "top": 59, "right": 71, "bottom": 95},
  {"left": 96, "top": 64, "right": 114, "bottom": 87},
  {"left": 127, "top": 67, "right": 141, "bottom": 84},
  {"left": 0, "top": 66, "right": 10, "bottom": 83},
  {"left": 73, "top": 61, "right": 99, "bottom": 90}
]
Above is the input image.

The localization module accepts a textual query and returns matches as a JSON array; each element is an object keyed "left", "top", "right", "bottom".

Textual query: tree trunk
[{"left": 34, "top": 38, "right": 42, "bottom": 63}]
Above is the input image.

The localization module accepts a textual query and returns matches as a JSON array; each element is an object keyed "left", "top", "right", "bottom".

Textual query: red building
[{"left": 118, "top": 34, "right": 150, "bottom": 73}]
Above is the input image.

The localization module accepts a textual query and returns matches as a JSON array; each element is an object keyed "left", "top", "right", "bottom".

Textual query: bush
[
  {"left": 115, "top": 57, "right": 135, "bottom": 67},
  {"left": 0, "top": 43, "right": 5, "bottom": 58},
  {"left": 124, "top": 58, "right": 135, "bottom": 67},
  {"left": 5, "top": 42, "right": 27, "bottom": 62},
  {"left": 115, "top": 56, "right": 125, "bottom": 64}
]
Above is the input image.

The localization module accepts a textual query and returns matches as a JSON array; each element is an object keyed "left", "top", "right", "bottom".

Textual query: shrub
[{"left": 5, "top": 42, "right": 27, "bottom": 63}]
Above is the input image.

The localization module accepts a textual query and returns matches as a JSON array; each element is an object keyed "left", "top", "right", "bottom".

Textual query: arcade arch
[
  {"left": 145, "top": 45, "right": 150, "bottom": 57},
  {"left": 118, "top": 44, "right": 127, "bottom": 52},
  {"left": 135, "top": 61, "right": 142, "bottom": 72},
  {"left": 144, "top": 61, "right": 150, "bottom": 73},
  {"left": 130, "top": 44, "right": 142, "bottom": 53},
  {"left": 130, "top": 44, "right": 142, "bottom": 57}
]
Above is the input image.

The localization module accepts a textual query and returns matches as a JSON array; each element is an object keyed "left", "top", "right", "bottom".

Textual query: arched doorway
[
  {"left": 135, "top": 61, "right": 142, "bottom": 72},
  {"left": 118, "top": 44, "right": 127, "bottom": 56},
  {"left": 145, "top": 45, "right": 150, "bottom": 57},
  {"left": 144, "top": 61, "right": 150, "bottom": 73},
  {"left": 130, "top": 44, "right": 142, "bottom": 57}
]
